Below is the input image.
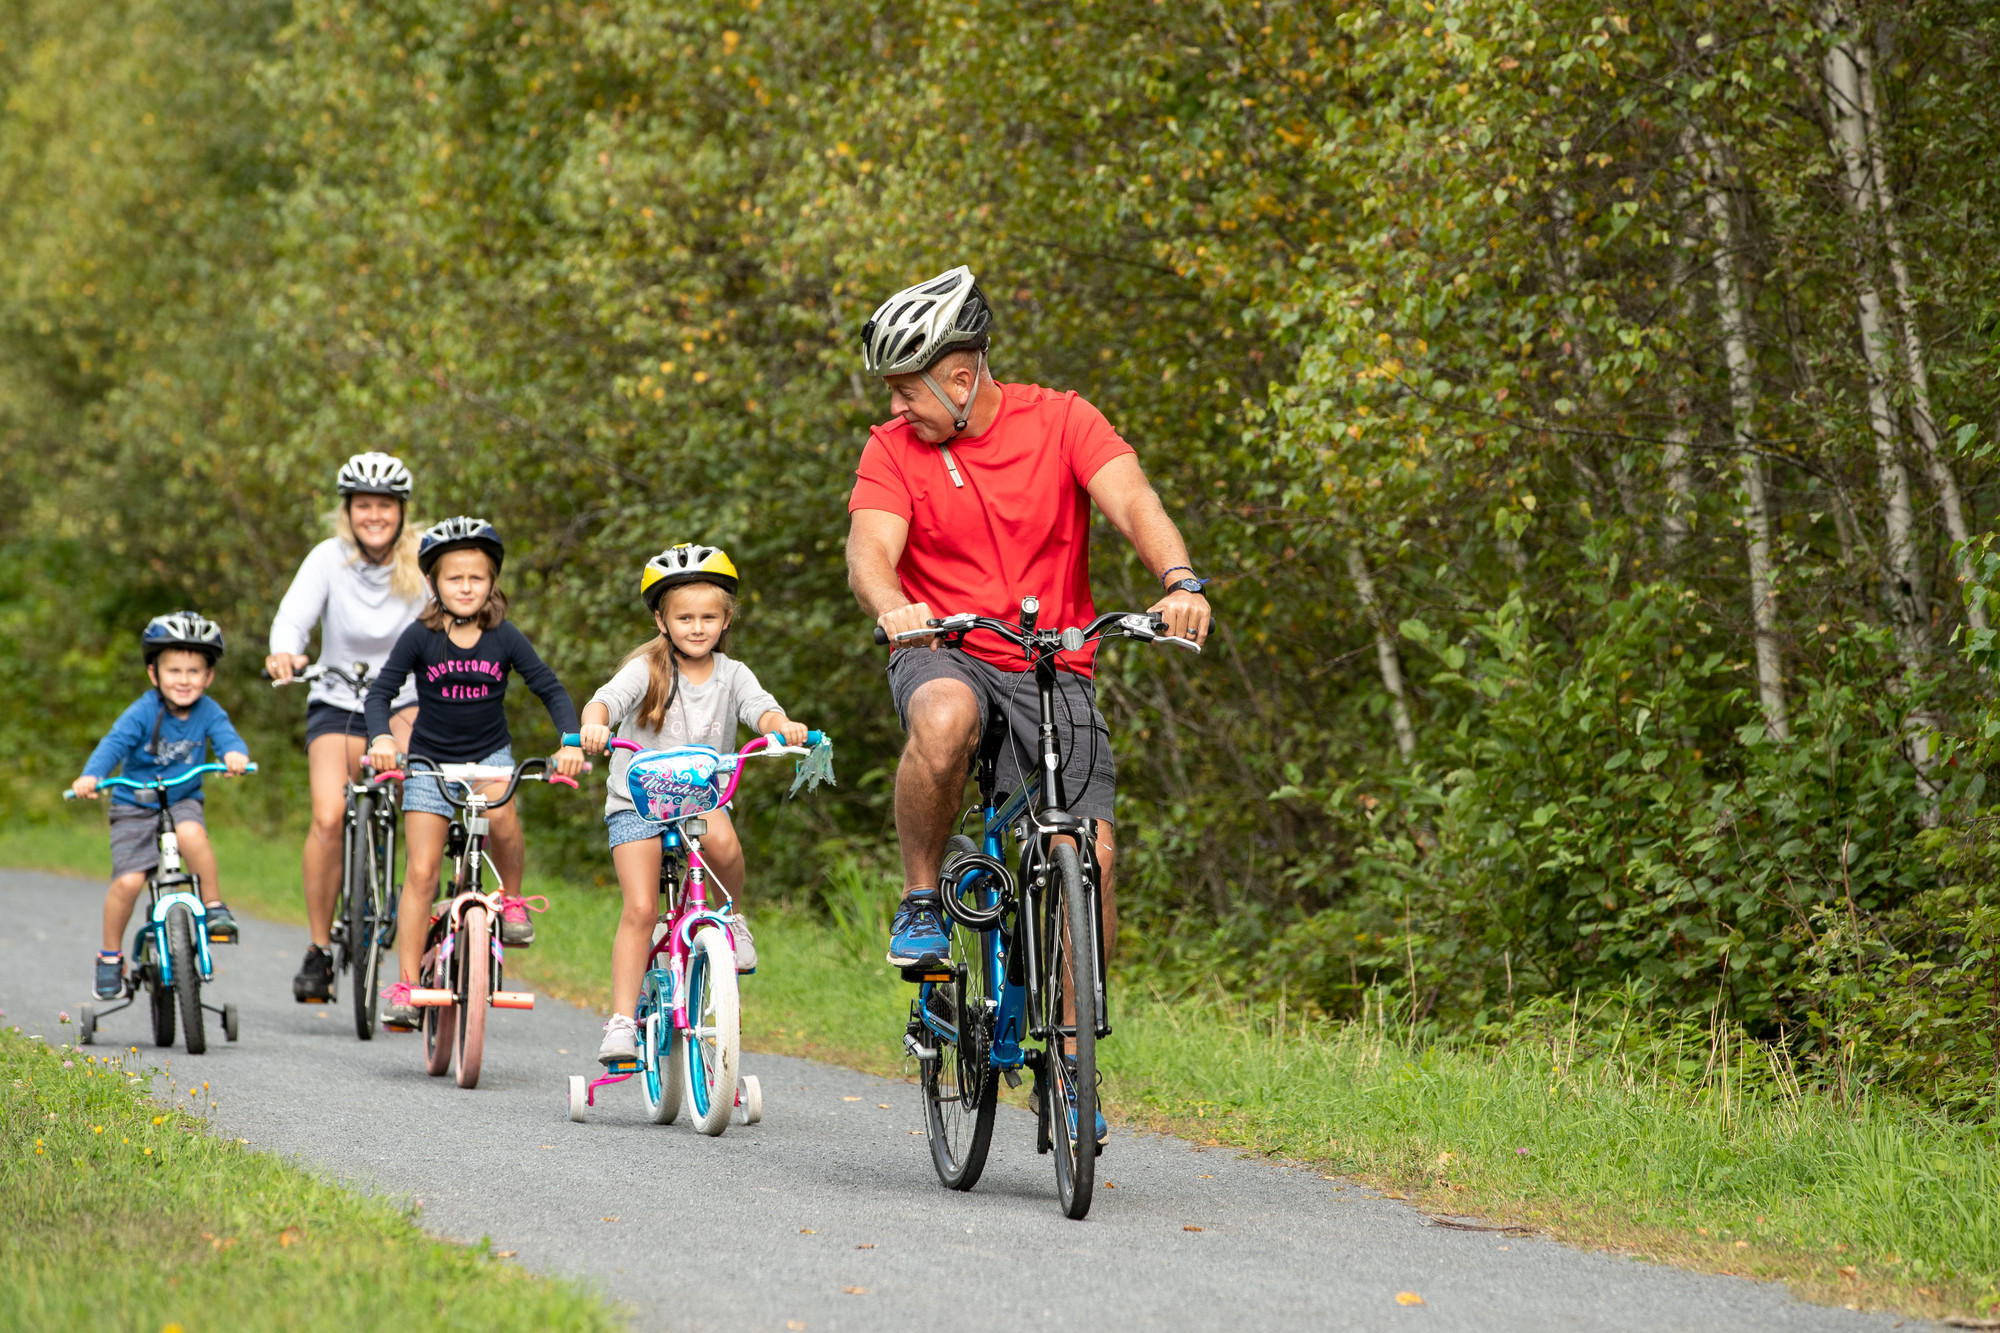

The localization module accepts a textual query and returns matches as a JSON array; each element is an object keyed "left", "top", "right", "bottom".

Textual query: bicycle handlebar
[
  {"left": 871, "top": 609, "right": 1202, "bottom": 656},
  {"left": 398, "top": 753, "right": 585, "bottom": 809},
  {"left": 264, "top": 660, "right": 374, "bottom": 691},
  {"left": 64, "top": 762, "right": 258, "bottom": 799},
  {"left": 557, "top": 731, "right": 826, "bottom": 810}
]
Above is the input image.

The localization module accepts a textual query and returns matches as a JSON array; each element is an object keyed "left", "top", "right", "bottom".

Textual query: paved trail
[{"left": 0, "top": 868, "right": 1918, "bottom": 1332}]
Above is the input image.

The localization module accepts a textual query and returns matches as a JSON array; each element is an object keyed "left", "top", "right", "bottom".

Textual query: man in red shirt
[{"left": 845, "top": 266, "right": 1211, "bottom": 975}]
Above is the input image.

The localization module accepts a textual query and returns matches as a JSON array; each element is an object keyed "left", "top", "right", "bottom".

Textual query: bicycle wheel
[
  {"left": 922, "top": 836, "right": 999, "bottom": 1190},
  {"left": 350, "top": 794, "right": 382, "bottom": 1040},
  {"left": 1041, "top": 842, "right": 1096, "bottom": 1218},
  {"left": 454, "top": 904, "right": 491, "bottom": 1089},
  {"left": 682, "top": 926, "right": 739, "bottom": 1136},
  {"left": 142, "top": 933, "right": 175, "bottom": 1048},
  {"left": 166, "top": 905, "right": 207, "bottom": 1056},
  {"left": 639, "top": 973, "right": 682, "bottom": 1125}
]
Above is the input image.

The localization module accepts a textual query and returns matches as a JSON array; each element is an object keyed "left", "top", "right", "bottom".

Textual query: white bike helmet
[
  {"left": 142, "top": 611, "right": 225, "bottom": 663},
  {"left": 641, "top": 543, "right": 739, "bottom": 610},
  {"left": 860, "top": 266, "right": 993, "bottom": 438},
  {"left": 336, "top": 451, "right": 414, "bottom": 500},
  {"left": 417, "top": 516, "right": 504, "bottom": 578}
]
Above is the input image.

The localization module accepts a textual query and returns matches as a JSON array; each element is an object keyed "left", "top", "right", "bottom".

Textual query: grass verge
[
  {"left": 10, "top": 815, "right": 1999, "bottom": 1321},
  {"left": 0, "top": 1025, "right": 623, "bottom": 1331}
]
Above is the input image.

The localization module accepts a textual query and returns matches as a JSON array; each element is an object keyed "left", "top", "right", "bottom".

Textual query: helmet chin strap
[{"left": 916, "top": 351, "right": 987, "bottom": 489}]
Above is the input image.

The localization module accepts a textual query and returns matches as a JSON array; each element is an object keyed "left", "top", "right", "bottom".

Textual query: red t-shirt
[{"left": 849, "top": 382, "right": 1136, "bottom": 676}]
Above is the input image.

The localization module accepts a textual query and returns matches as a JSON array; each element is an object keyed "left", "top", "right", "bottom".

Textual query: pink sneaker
[
  {"left": 382, "top": 981, "right": 419, "bottom": 1031},
  {"left": 498, "top": 895, "right": 547, "bottom": 947}
]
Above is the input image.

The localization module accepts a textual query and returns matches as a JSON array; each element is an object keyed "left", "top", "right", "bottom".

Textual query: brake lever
[{"left": 1155, "top": 635, "right": 1202, "bottom": 653}]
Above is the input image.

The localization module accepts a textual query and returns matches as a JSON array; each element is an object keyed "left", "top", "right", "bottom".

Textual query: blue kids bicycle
[
  {"left": 875, "top": 598, "right": 1199, "bottom": 1219},
  {"left": 69, "top": 762, "right": 257, "bottom": 1054}
]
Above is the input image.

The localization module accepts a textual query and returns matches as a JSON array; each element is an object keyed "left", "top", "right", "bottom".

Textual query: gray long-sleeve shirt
[
  {"left": 268, "top": 537, "right": 424, "bottom": 712},
  {"left": 588, "top": 651, "right": 781, "bottom": 818}
]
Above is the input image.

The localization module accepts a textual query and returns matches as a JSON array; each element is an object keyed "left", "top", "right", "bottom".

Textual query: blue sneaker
[
  {"left": 1064, "top": 1057, "right": 1109, "bottom": 1147},
  {"left": 886, "top": 893, "right": 950, "bottom": 967},
  {"left": 94, "top": 953, "right": 125, "bottom": 1001}
]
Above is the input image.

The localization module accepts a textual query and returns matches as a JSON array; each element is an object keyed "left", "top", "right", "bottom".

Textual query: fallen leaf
[
  {"left": 788, "top": 1324, "right": 805, "bottom": 1331},
  {"left": 602, "top": 1216, "right": 620, "bottom": 1223},
  {"left": 1184, "top": 1225, "right": 1203, "bottom": 1232},
  {"left": 278, "top": 1228, "right": 300, "bottom": 1248},
  {"left": 842, "top": 1286, "right": 867, "bottom": 1295},
  {"left": 1103, "top": 1181, "right": 1116, "bottom": 1189},
  {"left": 1735, "top": 1240, "right": 1748, "bottom": 1249},
  {"left": 800, "top": 1228, "right": 818, "bottom": 1234},
  {"left": 1840, "top": 1265, "right": 1858, "bottom": 1279},
  {"left": 495, "top": 1250, "right": 516, "bottom": 1258},
  {"left": 877, "top": 1103, "right": 892, "bottom": 1109},
  {"left": 1396, "top": 1292, "right": 1425, "bottom": 1306},
  {"left": 842, "top": 1096, "right": 861, "bottom": 1102},
  {"left": 855, "top": 1243, "right": 875, "bottom": 1249}
]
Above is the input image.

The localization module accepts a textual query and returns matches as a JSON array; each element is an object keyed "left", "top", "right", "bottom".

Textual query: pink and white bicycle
[{"left": 564, "top": 730, "right": 833, "bottom": 1135}]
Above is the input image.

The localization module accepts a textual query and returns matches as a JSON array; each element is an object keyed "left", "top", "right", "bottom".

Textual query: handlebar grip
[
  {"left": 62, "top": 789, "right": 77, "bottom": 800},
  {"left": 548, "top": 773, "right": 579, "bottom": 789},
  {"left": 241, "top": 762, "right": 258, "bottom": 775},
  {"left": 806, "top": 730, "right": 823, "bottom": 745},
  {"left": 873, "top": 626, "right": 890, "bottom": 646}
]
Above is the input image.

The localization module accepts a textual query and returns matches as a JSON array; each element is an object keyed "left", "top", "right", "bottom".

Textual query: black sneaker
[
  {"left": 292, "top": 944, "right": 333, "bottom": 1003},
  {"left": 94, "top": 953, "right": 125, "bottom": 1001},
  {"left": 203, "top": 902, "right": 239, "bottom": 943}
]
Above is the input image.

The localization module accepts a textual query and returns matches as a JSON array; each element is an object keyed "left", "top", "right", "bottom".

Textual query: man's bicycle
[
  {"left": 68, "top": 763, "right": 257, "bottom": 1054},
  {"left": 383, "top": 754, "right": 577, "bottom": 1089},
  {"left": 268, "top": 661, "right": 400, "bottom": 1037},
  {"left": 874, "top": 599, "right": 1199, "bottom": 1219},
  {"left": 565, "top": 730, "right": 835, "bottom": 1135}
]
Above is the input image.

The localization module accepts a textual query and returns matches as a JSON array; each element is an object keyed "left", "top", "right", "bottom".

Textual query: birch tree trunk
[
  {"left": 1662, "top": 229, "right": 1698, "bottom": 559},
  {"left": 1344, "top": 540, "right": 1416, "bottom": 762},
  {"left": 1848, "top": 20, "right": 1987, "bottom": 633},
  {"left": 1689, "top": 128, "right": 1789, "bottom": 740},
  {"left": 1823, "top": 13, "right": 1929, "bottom": 670}
]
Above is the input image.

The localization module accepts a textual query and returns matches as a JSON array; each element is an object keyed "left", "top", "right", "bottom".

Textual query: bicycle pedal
[
  {"left": 1003, "top": 1068, "right": 1023, "bottom": 1089},
  {"left": 899, "top": 953, "right": 954, "bottom": 984},
  {"left": 601, "top": 1058, "right": 640, "bottom": 1074}
]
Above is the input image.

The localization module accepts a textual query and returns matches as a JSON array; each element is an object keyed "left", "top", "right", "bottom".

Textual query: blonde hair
[
  {"left": 329, "top": 499, "right": 425, "bottom": 601},
  {"left": 628, "top": 581, "right": 737, "bottom": 732}
]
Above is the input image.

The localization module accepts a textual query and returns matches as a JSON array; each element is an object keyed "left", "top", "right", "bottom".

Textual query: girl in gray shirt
[{"left": 575, "top": 544, "right": 812, "bottom": 1065}]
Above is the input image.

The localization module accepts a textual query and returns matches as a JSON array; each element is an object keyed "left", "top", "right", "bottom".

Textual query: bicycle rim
[
  {"left": 454, "top": 904, "right": 490, "bottom": 1089},
  {"left": 640, "top": 975, "right": 681, "bottom": 1125},
  {"left": 1044, "top": 843, "right": 1096, "bottom": 1218},
  {"left": 350, "top": 793, "right": 377, "bottom": 1039}
]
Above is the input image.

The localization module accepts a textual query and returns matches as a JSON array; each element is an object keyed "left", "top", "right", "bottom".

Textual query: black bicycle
[
  {"left": 874, "top": 597, "right": 1200, "bottom": 1219},
  {"left": 269, "top": 661, "right": 400, "bottom": 1038}
]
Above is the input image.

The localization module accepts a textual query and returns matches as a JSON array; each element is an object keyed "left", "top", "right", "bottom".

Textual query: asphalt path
[{"left": 1, "top": 867, "right": 1922, "bottom": 1332}]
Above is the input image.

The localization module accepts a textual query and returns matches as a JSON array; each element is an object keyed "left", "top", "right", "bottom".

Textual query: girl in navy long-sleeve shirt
[{"left": 363, "top": 519, "right": 584, "bottom": 1030}]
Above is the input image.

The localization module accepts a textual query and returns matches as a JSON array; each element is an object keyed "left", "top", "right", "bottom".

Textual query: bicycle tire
[
  {"left": 455, "top": 904, "right": 491, "bottom": 1089},
  {"left": 166, "top": 905, "right": 207, "bottom": 1056},
  {"left": 1045, "top": 842, "right": 1096, "bottom": 1218},
  {"left": 683, "top": 926, "right": 740, "bottom": 1136},
  {"left": 348, "top": 792, "right": 376, "bottom": 1039},
  {"left": 640, "top": 973, "right": 682, "bottom": 1125},
  {"left": 923, "top": 835, "right": 999, "bottom": 1190}
]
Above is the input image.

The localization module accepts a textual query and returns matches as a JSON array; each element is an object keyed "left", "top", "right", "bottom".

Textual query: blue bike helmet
[
  {"left": 417, "top": 516, "right": 504, "bottom": 579},
  {"left": 142, "top": 611, "right": 224, "bottom": 664}
]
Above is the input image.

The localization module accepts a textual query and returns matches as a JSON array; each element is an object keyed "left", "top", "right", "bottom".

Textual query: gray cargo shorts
[
  {"left": 887, "top": 645, "right": 1116, "bottom": 824},
  {"left": 107, "top": 799, "right": 203, "bottom": 878}
]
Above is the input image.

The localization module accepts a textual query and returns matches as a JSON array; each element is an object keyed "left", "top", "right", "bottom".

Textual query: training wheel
[
  {"left": 223, "top": 1004, "right": 240, "bottom": 1043},
  {"left": 78, "top": 1005, "right": 96, "bottom": 1046},
  {"left": 738, "top": 1074, "right": 763, "bottom": 1125},
  {"left": 568, "top": 1074, "right": 588, "bottom": 1123}
]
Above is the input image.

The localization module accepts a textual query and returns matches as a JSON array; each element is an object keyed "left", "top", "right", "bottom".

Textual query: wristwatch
[{"left": 1165, "top": 577, "right": 1207, "bottom": 596}]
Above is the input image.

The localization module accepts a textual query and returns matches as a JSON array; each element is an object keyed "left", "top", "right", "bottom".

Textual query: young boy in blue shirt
[{"left": 72, "top": 612, "right": 252, "bottom": 1000}]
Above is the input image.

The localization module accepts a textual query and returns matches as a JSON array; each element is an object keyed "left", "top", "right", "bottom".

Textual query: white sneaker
[
  {"left": 597, "top": 1013, "right": 638, "bottom": 1066},
  {"left": 730, "top": 913, "right": 757, "bottom": 973}
]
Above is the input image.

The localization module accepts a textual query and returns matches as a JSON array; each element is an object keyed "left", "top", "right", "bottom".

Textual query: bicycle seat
[{"left": 624, "top": 746, "right": 726, "bottom": 822}]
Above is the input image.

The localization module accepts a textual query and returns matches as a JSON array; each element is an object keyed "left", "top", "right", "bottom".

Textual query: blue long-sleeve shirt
[{"left": 82, "top": 692, "right": 248, "bottom": 808}]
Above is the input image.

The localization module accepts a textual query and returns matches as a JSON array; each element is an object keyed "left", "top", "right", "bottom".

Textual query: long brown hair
[
  {"left": 628, "top": 581, "right": 737, "bottom": 732},
  {"left": 418, "top": 550, "right": 509, "bottom": 631}
]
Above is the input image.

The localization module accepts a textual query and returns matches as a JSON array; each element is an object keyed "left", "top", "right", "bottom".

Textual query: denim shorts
[
  {"left": 606, "top": 809, "right": 672, "bottom": 849},
  {"left": 401, "top": 748, "right": 514, "bottom": 819}
]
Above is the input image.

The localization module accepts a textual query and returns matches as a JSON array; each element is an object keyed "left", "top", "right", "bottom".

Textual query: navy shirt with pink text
[{"left": 366, "top": 620, "right": 579, "bottom": 763}]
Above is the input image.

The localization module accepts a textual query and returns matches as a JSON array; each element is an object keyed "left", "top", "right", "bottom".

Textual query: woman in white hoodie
[{"left": 264, "top": 453, "right": 426, "bottom": 1003}]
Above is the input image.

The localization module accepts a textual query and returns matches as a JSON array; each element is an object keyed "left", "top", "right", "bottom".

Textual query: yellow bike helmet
[{"left": 641, "top": 543, "right": 739, "bottom": 610}]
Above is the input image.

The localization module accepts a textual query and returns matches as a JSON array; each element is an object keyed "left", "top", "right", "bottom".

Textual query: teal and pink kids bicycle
[
  {"left": 68, "top": 763, "right": 257, "bottom": 1054},
  {"left": 565, "top": 730, "right": 834, "bottom": 1136}
]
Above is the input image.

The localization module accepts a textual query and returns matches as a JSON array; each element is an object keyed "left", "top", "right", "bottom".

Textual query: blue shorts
[
  {"left": 401, "top": 748, "right": 514, "bottom": 819},
  {"left": 606, "top": 809, "right": 672, "bottom": 849}
]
